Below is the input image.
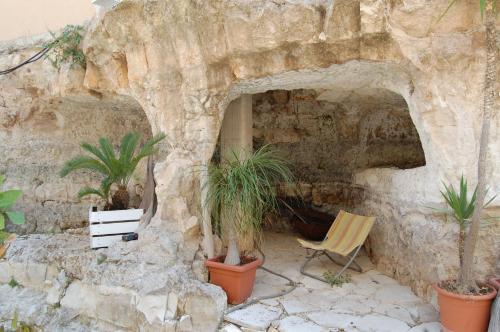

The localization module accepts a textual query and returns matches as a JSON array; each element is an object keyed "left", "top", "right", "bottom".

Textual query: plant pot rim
[
  {"left": 433, "top": 282, "right": 497, "bottom": 301},
  {"left": 205, "top": 255, "right": 262, "bottom": 273}
]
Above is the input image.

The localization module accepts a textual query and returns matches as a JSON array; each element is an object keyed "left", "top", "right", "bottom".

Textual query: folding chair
[{"left": 297, "top": 210, "right": 375, "bottom": 283}]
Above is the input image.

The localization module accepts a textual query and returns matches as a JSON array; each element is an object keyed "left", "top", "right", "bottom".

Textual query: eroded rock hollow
[{"left": 0, "top": 0, "right": 499, "bottom": 330}]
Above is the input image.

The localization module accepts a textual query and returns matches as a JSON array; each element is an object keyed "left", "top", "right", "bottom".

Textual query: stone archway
[{"left": 81, "top": 0, "right": 498, "bottom": 305}]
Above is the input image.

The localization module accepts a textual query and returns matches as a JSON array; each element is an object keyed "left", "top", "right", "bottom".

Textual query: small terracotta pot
[
  {"left": 205, "top": 256, "right": 262, "bottom": 304},
  {"left": 434, "top": 282, "right": 497, "bottom": 332}
]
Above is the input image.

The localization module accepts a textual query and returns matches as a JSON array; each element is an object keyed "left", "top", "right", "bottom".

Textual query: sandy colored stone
[
  {"left": 277, "top": 315, "right": 327, "bottom": 332},
  {"left": 0, "top": 0, "right": 498, "bottom": 330},
  {"left": 225, "top": 304, "right": 282, "bottom": 331}
]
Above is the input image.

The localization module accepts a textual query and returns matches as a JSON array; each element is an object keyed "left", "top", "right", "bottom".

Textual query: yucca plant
[
  {"left": 439, "top": 176, "right": 495, "bottom": 267},
  {"left": 0, "top": 175, "right": 25, "bottom": 232},
  {"left": 436, "top": 0, "right": 497, "bottom": 294},
  {"left": 206, "top": 145, "right": 294, "bottom": 265},
  {"left": 60, "top": 132, "right": 166, "bottom": 210}
]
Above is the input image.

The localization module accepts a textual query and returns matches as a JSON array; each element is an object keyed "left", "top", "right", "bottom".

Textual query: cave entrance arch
[{"left": 208, "top": 79, "right": 427, "bottom": 266}]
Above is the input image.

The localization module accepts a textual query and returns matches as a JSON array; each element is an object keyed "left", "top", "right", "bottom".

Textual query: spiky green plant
[
  {"left": 206, "top": 145, "right": 294, "bottom": 265},
  {"left": 60, "top": 132, "right": 166, "bottom": 210},
  {"left": 0, "top": 175, "right": 24, "bottom": 231},
  {"left": 439, "top": 175, "right": 495, "bottom": 268},
  {"left": 436, "top": 0, "right": 497, "bottom": 293}
]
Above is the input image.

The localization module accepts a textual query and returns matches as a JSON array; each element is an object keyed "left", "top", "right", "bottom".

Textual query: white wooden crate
[{"left": 89, "top": 206, "right": 143, "bottom": 249}]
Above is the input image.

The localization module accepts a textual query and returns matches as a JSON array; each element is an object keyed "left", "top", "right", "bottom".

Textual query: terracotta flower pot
[
  {"left": 434, "top": 283, "right": 497, "bottom": 332},
  {"left": 205, "top": 256, "right": 262, "bottom": 304}
]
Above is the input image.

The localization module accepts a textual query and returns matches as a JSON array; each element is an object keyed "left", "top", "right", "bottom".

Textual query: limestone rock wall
[
  {"left": 0, "top": 2, "right": 499, "bottom": 329},
  {"left": 252, "top": 88, "right": 425, "bottom": 213},
  {"left": 0, "top": 39, "right": 152, "bottom": 233},
  {"left": 79, "top": 0, "right": 500, "bottom": 302}
]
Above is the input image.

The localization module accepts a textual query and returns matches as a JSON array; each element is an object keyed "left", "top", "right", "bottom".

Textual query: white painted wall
[{"left": 0, "top": 0, "right": 95, "bottom": 42}]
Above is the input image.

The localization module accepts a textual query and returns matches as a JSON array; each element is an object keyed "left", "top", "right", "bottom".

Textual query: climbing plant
[{"left": 44, "top": 25, "right": 86, "bottom": 69}]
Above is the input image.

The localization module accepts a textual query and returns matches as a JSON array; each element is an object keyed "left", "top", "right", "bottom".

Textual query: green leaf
[
  {"left": 0, "top": 214, "right": 5, "bottom": 230},
  {"left": 132, "top": 133, "right": 166, "bottom": 166},
  {"left": 6, "top": 211, "right": 24, "bottom": 225},
  {"left": 480, "top": 0, "right": 486, "bottom": 17},
  {"left": 78, "top": 187, "right": 105, "bottom": 199},
  {"left": 11, "top": 310, "right": 18, "bottom": 329},
  {"left": 205, "top": 144, "right": 294, "bottom": 248},
  {"left": 0, "top": 190, "right": 22, "bottom": 209},
  {"left": 60, "top": 156, "right": 110, "bottom": 177},
  {"left": 80, "top": 142, "right": 113, "bottom": 172},
  {"left": 0, "top": 174, "right": 4, "bottom": 186},
  {"left": 119, "top": 132, "right": 140, "bottom": 165}
]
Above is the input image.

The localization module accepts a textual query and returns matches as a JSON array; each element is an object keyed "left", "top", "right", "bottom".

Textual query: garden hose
[
  {"left": 0, "top": 47, "right": 49, "bottom": 75},
  {"left": 224, "top": 247, "right": 298, "bottom": 314}
]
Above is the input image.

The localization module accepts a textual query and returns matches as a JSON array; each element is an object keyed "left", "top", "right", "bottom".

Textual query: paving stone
[
  {"left": 407, "top": 303, "right": 439, "bottom": 323},
  {"left": 258, "top": 298, "right": 280, "bottom": 307},
  {"left": 220, "top": 323, "right": 243, "bottom": 332},
  {"left": 351, "top": 272, "right": 381, "bottom": 287},
  {"left": 356, "top": 255, "right": 376, "bottom": 272},
  {"left": 330, "top": 298, "right": 373, "bottom": 315},
  {"left": 374, "top": 285, "right": 422, "bottom": 305},
  {"left": 299, "top": 275, "right": 333, "bottom": 290},
  {"left": 351, "top": 281, "right": 379, "bottom": 297},
  {"left": 252, "top": 281, "right": 288, "bottom": 298},
  {"left": 370, "top": 274, "right": 400, "bottom": 285},
  {"left": 307, "top": 310, "right": 361, "bottom": 329},
  {"left": 277, "top": 316, "right": 327, "bottom": 332},
  {"left": 355, "top": 314, "right": 411, "bottom": 332},
  {"left": 224, "top": 304, "right": 282, "bottom": 331},
  {"left": 373, "top": 303, "right": 415, "bottom": 325},
  {"left": 281, "top": 288, "right": 335, "bottom": 314},
  {"left": 407, "top": 322, "right": 442, "bottom": 332}
]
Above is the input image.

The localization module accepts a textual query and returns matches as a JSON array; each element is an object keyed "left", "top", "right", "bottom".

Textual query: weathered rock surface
[
  {"left": 81, "top": 0, "right": 499, "bottom": 301},
  {"left": 252, "top": 88, "right": 425, "bottom": 215},
  {"left": 0, "top": 0, "right": 499, "bottom": 330},
  {"left": 0, "top": 35, "right": 152, "bottom": 232},
  {"left": 1, "top": 233, "right": 226, "bottom": 331}
]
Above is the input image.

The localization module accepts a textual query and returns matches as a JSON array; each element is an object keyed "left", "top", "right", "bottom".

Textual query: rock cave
[{"left": 0, "top": 1, "right": 498, "bottom": 331}]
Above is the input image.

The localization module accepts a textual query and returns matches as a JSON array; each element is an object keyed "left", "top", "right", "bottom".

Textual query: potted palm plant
[
  {"left": 433, "top": 176, "right": 497, "bottom": 332},
  {"left": 60, "top": 132, "right": 165, "bottom": 248},
  {"left": 205, "top": 145, "right": 294, "bottom": 304}
]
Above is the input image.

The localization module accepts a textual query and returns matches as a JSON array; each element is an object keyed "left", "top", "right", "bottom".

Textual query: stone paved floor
[{"left": 221, "top": 232, "right": 442, "bottom": 332}]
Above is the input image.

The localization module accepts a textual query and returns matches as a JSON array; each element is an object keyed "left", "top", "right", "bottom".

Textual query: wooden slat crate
[{"left": 89, "top": 206, "right": 143, "bottom": 249}]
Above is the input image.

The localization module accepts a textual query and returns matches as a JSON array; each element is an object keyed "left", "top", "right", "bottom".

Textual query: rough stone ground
[{"left": 221, "top": 232, "right": 441, "bottom": 332}]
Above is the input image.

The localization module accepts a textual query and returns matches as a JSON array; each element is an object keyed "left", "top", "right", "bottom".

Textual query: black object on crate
[{"left": 122, "top": 233, "right": 139, "bottom": 242}]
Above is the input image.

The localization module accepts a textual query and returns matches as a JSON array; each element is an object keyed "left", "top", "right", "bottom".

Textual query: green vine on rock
[{"left": 44, "top": 25, "right": 86, "bottom": 69}]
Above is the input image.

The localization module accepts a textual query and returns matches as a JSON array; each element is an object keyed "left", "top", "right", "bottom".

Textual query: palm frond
[
  {"left": 119, "top": 132, "right": 140, "bottom": 165},
  {"left": 63, "top": 131, "right": 165, "bottom": 202},
  {"left": 80, "top": 142, "right": 113, "bottom": 172},
  {"left": 99, "top": 137, "right": 117, "bottom": 163},
  {"left": 60, "top": 156, "right": 110, "bottom": 177},
  {"left": 132, "top": 133, "right": 166, "bottom": 164},
  {"left": 78, "top": 187, "right": 106, "bottom": 199}
]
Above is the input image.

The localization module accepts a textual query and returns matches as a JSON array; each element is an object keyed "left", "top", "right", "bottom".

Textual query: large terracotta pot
[
  {"left": 205, "top": 256, "right": 262, "bottom": 304},
  {"left": 434, "top": 283, "right": 497, "bottom": 332}
]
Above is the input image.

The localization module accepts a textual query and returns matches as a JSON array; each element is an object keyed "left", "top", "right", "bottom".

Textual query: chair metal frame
[{"left": 300, "top": 244, "right": 364, "bottom": 283}]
